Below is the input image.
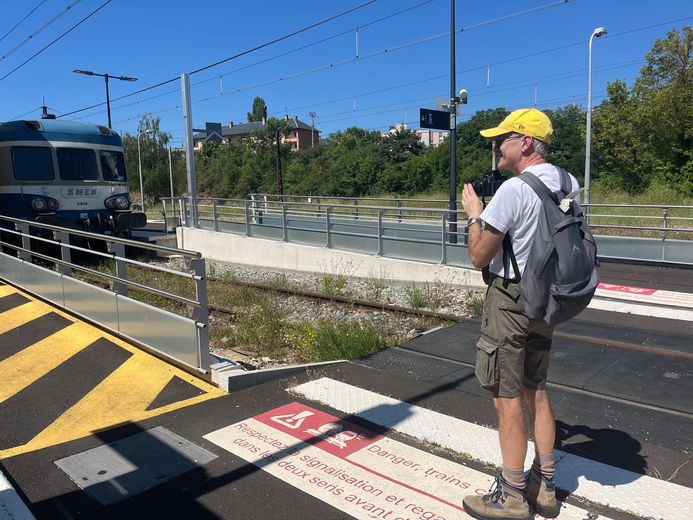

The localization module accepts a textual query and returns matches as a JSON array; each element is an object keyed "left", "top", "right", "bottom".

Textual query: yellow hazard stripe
[
  {"left": 0, "top": 284, "right": 17, "bottom": 298},
  {"left": 0, "top": 300, "right": 54, "bottom": 334},
  {"left": 0, "top": 333, "right": 225, "bottom": 458},
  {"left": 0, "top": 321, "right": 104, "bottom": 404}
]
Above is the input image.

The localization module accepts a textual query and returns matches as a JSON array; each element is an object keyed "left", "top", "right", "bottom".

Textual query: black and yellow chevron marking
[{"left": 0, "top": 284, "right": 226, "bottom": 459}]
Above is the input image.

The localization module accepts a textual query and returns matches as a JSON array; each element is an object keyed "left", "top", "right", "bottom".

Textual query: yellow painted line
[
  {"left": 0, "top": 300, "right": 54, "bottom": 334},
  {"left": 0, "top": 333, "right": 226, "bottom": 458},
  {"left": 0, "top": 321, "right": 104, "bottom": 404},
  {"left": 0, "top": 284, "right": 17, "bottom": 297}
]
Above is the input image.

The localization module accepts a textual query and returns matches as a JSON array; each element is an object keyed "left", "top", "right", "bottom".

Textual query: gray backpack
[{"left": 503, "top": 168, "right": 599, "bottom": 326}]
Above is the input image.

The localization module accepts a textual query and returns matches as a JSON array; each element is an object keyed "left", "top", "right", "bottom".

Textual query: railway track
[{"left": 206, "top": 275, "right": 693, "bottom": 362}]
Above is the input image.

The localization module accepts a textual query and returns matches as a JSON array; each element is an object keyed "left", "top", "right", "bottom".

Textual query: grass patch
[
  {"left": 289, "top": 320, "right": 384, "bottom": 362},
  {"left": 232, "top": 302, "right": 287, "bottom": 357}
]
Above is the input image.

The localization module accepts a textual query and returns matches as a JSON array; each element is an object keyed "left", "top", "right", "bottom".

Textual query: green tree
[
  {"left": 545, "top": 104, "right": 585, "bottom": 180},
  {"left": 122, "top": 114, "right": 176, "bottom": 206},
  {"left": 247, "top": 96, "right": 268, "bottom": 122},
  {"left": 593, "top": 26, "right": 692, "bottom": 194}
]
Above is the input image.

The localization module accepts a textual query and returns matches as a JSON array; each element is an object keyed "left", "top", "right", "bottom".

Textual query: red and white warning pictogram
[{"left": 269, "top": 410, "right": 314, "bottom": 430}]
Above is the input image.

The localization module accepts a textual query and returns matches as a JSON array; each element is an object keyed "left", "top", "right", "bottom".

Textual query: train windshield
[
  {"left": 100, "top": 151, "right": 127, "bottom": 182},
  {"left": 11, "top": 146, "right": 55, "bottom": 180},
  {"left": 57, "top": 148, "right": 99, "bottom": 181}
]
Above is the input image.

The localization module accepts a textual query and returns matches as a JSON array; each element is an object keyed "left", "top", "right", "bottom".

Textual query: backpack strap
[
  {"left": 502, "top": 234, "right": 520, "bottom": 282},
  {"left": 502, "top": 168, "right": 573, "bottom": 282},
  {"left": 557, "top": 167, "right": 572, "bottom": 196},
  {"left": 518, "top": 171, "right": 559, "bottom": 203}
]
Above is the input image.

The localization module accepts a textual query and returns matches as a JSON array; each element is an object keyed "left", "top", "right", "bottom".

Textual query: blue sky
[{"left": 0, "top": 0, "right": 691, "bottom": 145}]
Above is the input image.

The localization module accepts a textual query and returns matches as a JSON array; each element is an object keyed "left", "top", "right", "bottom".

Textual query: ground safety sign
[{"left": 205, "top": 402, "right": 598, "bottom": 520}]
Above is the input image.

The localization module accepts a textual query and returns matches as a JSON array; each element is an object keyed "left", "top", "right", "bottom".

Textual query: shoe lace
[{"left": 485, "top": 476, "right": 505, "bottom": 504}]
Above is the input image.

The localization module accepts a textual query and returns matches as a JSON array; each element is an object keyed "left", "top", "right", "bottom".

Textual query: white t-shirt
[{"left": 479, "top": 163, "right": 580, "bottom": 278}]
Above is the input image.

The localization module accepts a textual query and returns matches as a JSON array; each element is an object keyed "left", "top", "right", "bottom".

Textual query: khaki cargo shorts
[{"left": 475, "top": 275, "right": 555, "bottom": 397}]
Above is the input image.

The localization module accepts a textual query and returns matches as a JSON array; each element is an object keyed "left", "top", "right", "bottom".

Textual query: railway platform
[{"left": 1, "top": 270, "right": 692, "bottom": 520}]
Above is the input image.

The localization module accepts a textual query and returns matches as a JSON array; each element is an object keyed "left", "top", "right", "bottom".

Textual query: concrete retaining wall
[{"left": 177, "top": 228, "right": 485, "bottom": 288}]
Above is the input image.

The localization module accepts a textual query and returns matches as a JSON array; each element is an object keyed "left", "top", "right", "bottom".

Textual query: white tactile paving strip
[{"left": 292, "top": 377, "right": 692, "bottom": 520}]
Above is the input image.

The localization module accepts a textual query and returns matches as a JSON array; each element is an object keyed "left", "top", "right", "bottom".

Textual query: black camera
[{"left": 466, "top": 169, "right": 507, "bottom": 198}]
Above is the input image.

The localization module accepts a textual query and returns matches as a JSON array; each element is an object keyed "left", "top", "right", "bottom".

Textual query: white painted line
[
  {"left": 292, "top": 377, "right": 692, "bottom": 520},
  {"left": 205, "top": 402, "right": 608, "bottom": 519},
  {"left": 1, "top": 469, "right": 35, "bottom": 520},
  {"left": 588, "top": 297, "right": 693, "bottom": 321}
]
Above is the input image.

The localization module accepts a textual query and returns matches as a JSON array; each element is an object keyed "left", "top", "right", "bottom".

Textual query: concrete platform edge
[
  {"left": 218, "top": 360, "right": 347, "bottom": 392},
  {"left": 0, "top": 468, "right": 35, "bottom": 520}
]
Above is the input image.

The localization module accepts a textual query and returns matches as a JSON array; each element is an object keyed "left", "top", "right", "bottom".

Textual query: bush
[{"left": 289, "top": 320, "right": 384, "bottom": 362}]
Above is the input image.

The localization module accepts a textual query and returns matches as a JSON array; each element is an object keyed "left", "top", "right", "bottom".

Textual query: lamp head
[
  {"left": 593, "top": 27, "right": 607, "bottom": 38},
  {"left": 73, "top": 69, "right": 94, "bottom": 76}
]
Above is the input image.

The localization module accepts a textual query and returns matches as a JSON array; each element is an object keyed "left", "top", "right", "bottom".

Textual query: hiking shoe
[
  {"left": 462, "top": 475, "right": 532, "bottom": 520},
  {"left": 526, "top": 468, "right": 560, "bottom": 518}
]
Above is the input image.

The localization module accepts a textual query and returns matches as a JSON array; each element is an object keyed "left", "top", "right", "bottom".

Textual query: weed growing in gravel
[
  {"left": 404, "top": 283, "right": 445, "bottom": 310},
  {"left": 221, "top": 268, "right": 239, "bottom": 283},
  {"left": 213, "top": 284, "right": 269, "bottom": 309},
  {"left": 232, "top": 303, "right": 286, "bottom": 357},
  {"left": 319, "top": 273, "right": 348, "bottom": 296},
  {"left": 289, "top": 320, "right": 384, "bottom": 362},
  {"left": 365, "top": 271, "right": 387, "bottom": 301},
  {"left": 270, "top": 272, "right": 289, "bottom": 290},
  {"left": 463, "top": 290, "right": 486, "bottom": 318}
]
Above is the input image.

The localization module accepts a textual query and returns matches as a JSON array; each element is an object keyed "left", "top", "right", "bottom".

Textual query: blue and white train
[{"left": 0, "top": 117, "right": 146, "bottom": 235}]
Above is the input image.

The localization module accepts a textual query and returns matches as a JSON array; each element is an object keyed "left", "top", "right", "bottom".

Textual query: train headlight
[
  {"left": 31, "top": 197, "right": 47, "bottom": 212},
  {"left": 105, "top": 195, "right": 130, "bottom": 210},
  {"left": 47, "top": 198, "right": 59, "bottom": 210}
]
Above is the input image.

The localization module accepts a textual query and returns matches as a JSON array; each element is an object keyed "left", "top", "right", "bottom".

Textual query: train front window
[
  {"left": 11, "top": 146, "right": 54, "bottom": 180},
  {"left": 57, "top": 148, "right": 98, "bottom": 181},
  {"left": 100, "top": 151, "right": 127, "bottom": 182}
]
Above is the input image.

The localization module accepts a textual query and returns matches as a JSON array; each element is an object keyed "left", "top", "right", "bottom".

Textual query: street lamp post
[
  {"left": 584, "top": 26, "right": 607, "bottom": 212},
  {"left": 73, "top": 69, "right": 137, "bottom": 128},
  {"left": 137, "top": 129, "right": 155, "bottom": 213}
]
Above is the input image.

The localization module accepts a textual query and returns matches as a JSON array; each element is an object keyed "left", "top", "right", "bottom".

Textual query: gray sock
[
  {"left": 502, "top": 467, "right": 526, "bottom": 490},
  {"left": 533, "top": 452, "right": 555, "bottom": 480}
]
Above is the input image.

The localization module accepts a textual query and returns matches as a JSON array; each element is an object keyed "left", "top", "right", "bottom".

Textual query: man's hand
[{"left": 461, "top": 183, "right": 483, "bottom": 219}]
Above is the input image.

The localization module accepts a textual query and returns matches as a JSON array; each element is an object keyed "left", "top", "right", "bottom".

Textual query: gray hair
[{"left": 531, "top": 137, "right": 549, "bottom": 158}]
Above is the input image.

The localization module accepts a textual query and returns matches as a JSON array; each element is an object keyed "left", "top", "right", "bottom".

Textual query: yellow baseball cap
[{"left": 480, "top": 108, "right": 553, "bottom": 144}]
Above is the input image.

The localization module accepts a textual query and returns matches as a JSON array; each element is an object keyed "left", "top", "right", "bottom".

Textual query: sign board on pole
[{"left": 419, "top": 108, "right": 449, "bottom": 130}]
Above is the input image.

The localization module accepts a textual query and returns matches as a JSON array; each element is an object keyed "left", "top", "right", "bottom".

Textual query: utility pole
[{"left": 308, "top": 111, "right": 316, "bottom": 148}]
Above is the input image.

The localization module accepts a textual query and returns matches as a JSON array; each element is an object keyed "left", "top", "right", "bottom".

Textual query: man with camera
[{"left": 461, "top": 108, "right": 579, "bottom": 520}]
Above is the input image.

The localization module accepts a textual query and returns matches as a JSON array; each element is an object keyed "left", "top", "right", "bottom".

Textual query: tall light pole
[
  {"left": 137, "top": 129, "right": 155, "bottom": 213},
  {"left": 584, "top": 27, "right": 607, "bottom": 212},
  {"left": 449, "top": 0, "right": 458, "bottom": 243},
  {"left": 73, "top": 69, "right": 137, "bottom": 129}
]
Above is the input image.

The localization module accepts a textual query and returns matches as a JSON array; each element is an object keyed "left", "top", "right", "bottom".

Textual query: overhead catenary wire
[
  {"left": 56, "top": 0, "right": 380, "bottom": 119},
  {"left": 66, "top": 0, "right": 437, "bottom": 122},
  {"left": 0, "top": 0, "right": 109, "bottom": 82},
  {"left": 0, "top": 0, "right": 47, "bottom": 45},
  {"left": 72, "top": 8, "right": 688, "bottom": 131},
  {"left": 80, "top": 0, "right": 575, "bottom": 124},
  {"left": 0, "top": 0, "right": 81, "bottom": 62}
]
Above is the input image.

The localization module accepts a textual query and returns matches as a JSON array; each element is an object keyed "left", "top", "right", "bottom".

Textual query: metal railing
[
  {"left": 0, "top": 215, "right": 212, "bottom": 373},
  {"left": 161, "top": 196, "right": 693, "bottom": 266}
]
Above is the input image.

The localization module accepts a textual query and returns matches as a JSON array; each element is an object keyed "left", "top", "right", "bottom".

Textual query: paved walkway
[{"left": 1, "top": 272, "right": 691, "bottom": 519}]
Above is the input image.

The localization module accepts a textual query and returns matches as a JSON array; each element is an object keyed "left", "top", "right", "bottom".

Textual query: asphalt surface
[{"left": 1, "top": 263, "right": 692, "bottom": 520}]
